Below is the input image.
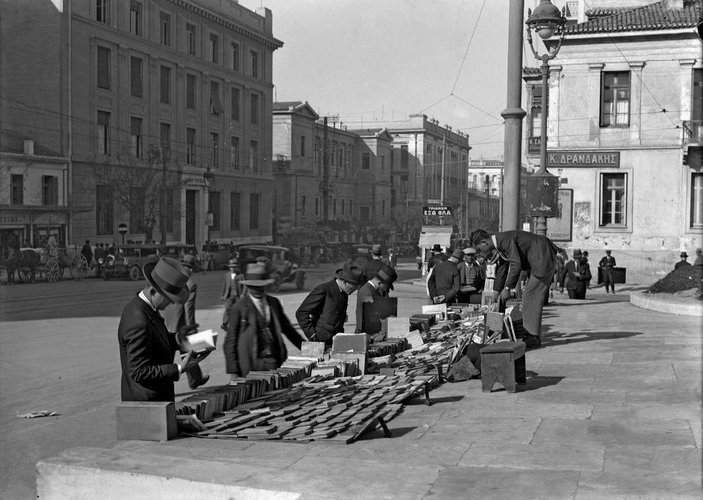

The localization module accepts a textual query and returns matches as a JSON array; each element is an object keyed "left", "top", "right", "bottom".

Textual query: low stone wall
[{"left": 630, "top": 291, "right": 703, "bottom": 317}]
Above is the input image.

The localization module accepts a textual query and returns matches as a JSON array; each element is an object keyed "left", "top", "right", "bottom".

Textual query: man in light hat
[
  {"left": 296, "top": 260, "right": 364, "bottom": 345},
  {"left": 457, "top": 247, "right": 485, "bottom": 304},
  {"left": 118, "top": 257, "right": 204, "bottom": 402},
  {"left": 221, "top": 258, "right": 243, "bottom": 330},
  {"left": 560, "top": 249, "right": 587, "bottom": 299},
  {"left": 224, "top": 263, "right": 304, "bottom": 380},
  {"left": 428, "top": 248, "right": 462, "bottom": 304},
  {"left": 355, "top": 263, "right": 398, "bottom": 333},
  {"left": 162, "top": 255, "right": 209, "bottom": 389},
  {"left": 675, "top": 251, "right": 691, "bottom": 271}
]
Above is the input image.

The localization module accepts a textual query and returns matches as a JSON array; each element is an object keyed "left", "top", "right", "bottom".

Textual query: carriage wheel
[
  {"left": 46, "top": 259, "right": 61, "bottom": 283},
  {"left": 70, "top": 254, "right": 89, "bottom": 281},
  {"left": 18, "top": 268, "right": 33, "bottom": 283}
]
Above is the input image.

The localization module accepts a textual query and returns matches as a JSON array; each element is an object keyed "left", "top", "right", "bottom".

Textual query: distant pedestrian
[
  {"left": 560, "top": 249, "right": 587, "bottom": 300},
  {"left": 694, "top": 248, "right": 703, "bottom": 268},
  {"left": 582, "top": 251, "right": 592, "bottom": 289},
  {"left": 387, "top": 248, "right": 398, "bottom": 269},
  {"left": 675, "top": 252, "right": 691, "bottom": 271},
  {"left": 599, "top": 249, "right": 617, "bottom": 294},
  {"left": 221, "top": 259, "right": 243, "bottom": 330},
  {"left": 362, "top": 244, "right": 385, "bottom": 288},
  {"left": 81, "top": 240, "right": 93, "bottom": 267}
]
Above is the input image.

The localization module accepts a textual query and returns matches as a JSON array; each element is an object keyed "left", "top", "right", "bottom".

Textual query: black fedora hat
[
  {"left": 143, "top": 257, "right": 189, "bottom": 304},
  {"left": 239, "top": 263, "right": 275, "bottom": 287},
  {"left": 335, "top": 261, "right": 364, "bottom": 286},
  {"left": 375, "top": 263, "right": 397, "bottom": 290}
]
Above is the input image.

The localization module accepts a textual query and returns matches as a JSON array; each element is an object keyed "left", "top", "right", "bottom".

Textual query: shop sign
[
  {"left": 548, "top": 151, "right": 620, "bottom": 168},
  {"left": 546, "top": 189, "right": 573, "bottom": 242},
  {"left": 422, "top": 205, "right": 452, "bottom": 217},
  {"left": 0, "top": 214, "right": 29, "bottom": 225}
]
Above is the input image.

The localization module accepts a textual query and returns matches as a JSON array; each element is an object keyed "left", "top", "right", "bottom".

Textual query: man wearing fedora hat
[
  {"left": 221, "top": 258, "right": 243, "bottom": 330},
  {"left": 355, "top": 263, "right": 398, "bottom": 333},
  {"left": 428, "top": 248, "right": 462, "bottom": 304},
  {"left": 457, "top": 247, "right": 485, "bottom": 304},
  {"left": 598, "top": 249, "right": 617, "bottom": 294},
  {"left": 675, "top": 251, "right": 691, "bottom": 271},
  {"left": 559, "top": 249, "right": 587, "bottom": 300},
  {"left": 162, "top": 255, "right": 209, "bottom": 390},
  {"left": 118, "top": 257, "right": 205, "bottom": 402},
  {"left": 362, "top": 244, "right": 386, "bottom": 280},
  {"left": 427, "top": 244, "right": 445, "bottom": 273},
  {"left": 296, "top": 260, "right": 364, "bottom": 345},
  {"left": 224, "top": 263, "right": 304, "bottom": 379}
]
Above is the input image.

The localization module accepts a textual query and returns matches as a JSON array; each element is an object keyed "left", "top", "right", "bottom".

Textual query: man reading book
[{"left": 118, "top": 257, "right": 205, "bottom": 402}]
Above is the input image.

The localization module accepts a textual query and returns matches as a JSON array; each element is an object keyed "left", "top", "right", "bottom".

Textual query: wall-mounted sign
[
  {"left": 423, "top": 205, "right": 453, "bottom": 217},
  {"left": 548, "top": 151, "right": 620, "bottom": 168},
  {"left": 181, "top": 174, "right": 208, "bottom": 187},
  {"left": 546, "top": 189, "right": 573, "bottom": 242}
]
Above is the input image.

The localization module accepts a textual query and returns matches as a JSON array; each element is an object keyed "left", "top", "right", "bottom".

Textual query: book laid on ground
[{"left": 186, "top": 329, "right": 218, "bottom": 353}]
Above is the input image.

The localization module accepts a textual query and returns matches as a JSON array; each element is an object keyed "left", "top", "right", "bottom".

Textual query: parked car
[
  {"left": 102, "top": 244, "right": 160, "bottom": 281},
  {"left": 237, "top": 245, "right": 305, "bottom": 291},
  {"left": 160, "top": 243, "right": 203, "bottom": 272},
  {"left": 201, "top": 242, "right": 233, "bottom": 271}
]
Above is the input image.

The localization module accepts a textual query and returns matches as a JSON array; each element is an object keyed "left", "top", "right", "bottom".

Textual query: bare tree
[{"left": 92, "top": 146, "right": 181, "bottom": 244}]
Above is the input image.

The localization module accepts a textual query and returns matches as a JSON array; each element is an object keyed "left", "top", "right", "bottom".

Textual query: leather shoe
[{"left": 189, "top": 374, "right": 210, "bottom": 390}]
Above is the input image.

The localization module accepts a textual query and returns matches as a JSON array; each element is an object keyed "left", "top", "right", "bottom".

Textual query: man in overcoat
[
  {"left": 428, "top": 248, "right": 462, "bottom": 304},
  {"left": 296, "top": 261, "right": 364, "bottom": 346},
  {"left": 118, "top": 257, "right": 202, "bottom": 402},
  {"left": 355, "top": 263, "right": 397, "bottom": 333},
  {"left": 471, "top": 229, "right": 560, "bottom": 348},
  {"left": 457, "top": 247, "right": 485, "bottom": 304},
  {"left": 221, "top": 258, "right": 242, "bottom": 330},
  {"left": 224, "top": 263, "right": 304, "bottom": 380}
]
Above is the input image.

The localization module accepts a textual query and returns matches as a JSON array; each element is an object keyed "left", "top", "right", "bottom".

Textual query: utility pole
[{"left": 322, "top": 117, "right": 329, "bottom": 221}]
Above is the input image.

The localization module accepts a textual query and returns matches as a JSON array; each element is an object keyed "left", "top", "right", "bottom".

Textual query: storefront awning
[{"left": 418, "top": 227, "right": 452, "bottom": 249}]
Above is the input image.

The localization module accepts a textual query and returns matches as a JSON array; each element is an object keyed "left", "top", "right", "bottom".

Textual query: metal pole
[
  {"left": 322, "top": 117, "right": 329, "bottom": 222},
  {"left": 501, "top": 0, "right": 526, "bottom": 232},
  {"left": 160, "top": 150, "right": 167, "bottom": 245},
  {"left": 535, "top": 56, "right": 550, "bottom": 236}
]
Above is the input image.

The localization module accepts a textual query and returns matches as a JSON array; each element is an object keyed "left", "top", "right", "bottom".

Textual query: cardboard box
[{"left": 116, "top": 402, "right": 177, "bottom": 441}]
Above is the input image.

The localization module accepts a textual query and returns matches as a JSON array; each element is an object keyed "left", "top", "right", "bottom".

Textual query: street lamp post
[
  {"left": 203, "top": 167, "right": 214, "bottom": 246},
  {"left": 525, "top": 0, "right": 566, "bottom": 236}
]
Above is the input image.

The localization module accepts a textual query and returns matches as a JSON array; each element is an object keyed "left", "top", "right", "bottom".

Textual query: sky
[{"left": 239, "top": 0, "right": 518, "bottom": 160}]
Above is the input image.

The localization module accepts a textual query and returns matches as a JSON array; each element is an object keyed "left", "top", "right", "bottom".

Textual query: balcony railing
[{"left": 683, "top": 120, "right": 703, "bottom": 147}]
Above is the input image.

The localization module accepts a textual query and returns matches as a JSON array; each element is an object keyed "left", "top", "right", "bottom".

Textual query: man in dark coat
[
  {"left": 355, "top": 263, "right": 397, "bottom": 333},
  {"left": 221, "top": 258, "right": 243, "bottom": 330},
  {"left": 162, "top": 255, "right": 209, "bottom": 389},
  {"left": 427, "top": 244, "right": 445, "bottom": 273},
  {"left": 428, "top": 248, "right": 462, "bottom": 304},
  {"left": 675, "top": 252, "right": 691, "bottom": 271},
  {"left": 118, "top": 257, "right": 202, "bottom": 402},
  {"left": 362, "top": 244, "right": 385, "bottom": 281},
  {"left": 81, "top": 240, "right": 93, "bottom": 267},
  {"left": 295, "top": 261, "right": 364, "bottom": 346},
  {"left": 457, "top": 247, "right": 485, "bottom": 304},
  {"left": 224, "top": 263, "right": 304, "bottom": 380},
  {"left": 471, "top": 229, "right": 560, "bottom": 347},
  {"left": 598, "top": 249, "right": 617, "bottom": 294}
]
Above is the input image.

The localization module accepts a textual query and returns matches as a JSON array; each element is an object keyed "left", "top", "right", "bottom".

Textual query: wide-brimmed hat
[
  {"left": 680, "top": 251, "right": 688, "bottom": 258},
  {"left": 431, "top": 244, "right": 443, "bottom": 253},
  {"left": 371, "top": 244, "right": 383, "bottom": 256},
  {"left": 605, "top": 249, "right": 612, "bottom": 254},
  {"left": 143, "top": 257, "right": 190, "bottom": 304},
  {"left": 463, "top": 247, "right": 477, "bottom": 255},
  {"left": 335, "top": 261, "right": 364, "bottom": 286},
  {"left": 450, "top": 248, "right": 465, "bottom": 260},
  {"left": 227, "top": 258, "right": 240, "bottom": 269},
  {"left": 573, "top": 249, "right": 583, "bottom": 257},
  {"left": 181, "top": 255, "right": 197, "bottom": 269},
  {"left": 239, "top": 263, "right": 275, "bottom": 287},
  {"left": 375, "top": 263, "right": 397, "bottom": 290}
]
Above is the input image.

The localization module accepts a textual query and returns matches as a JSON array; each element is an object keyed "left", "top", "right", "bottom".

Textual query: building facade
[
  {"left": 0, "top": 0, "right": 280, "bottom": 248},
  {"left": 523, "top": 0, "right": 703, "bottom": 281},
  {"left": 0, "top": 134, "right": 69, "bottom": 249}
]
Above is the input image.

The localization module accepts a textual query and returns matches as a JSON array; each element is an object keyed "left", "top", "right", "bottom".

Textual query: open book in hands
[{"left": 184, "top": 329, "right": 218, "bottom": 353}]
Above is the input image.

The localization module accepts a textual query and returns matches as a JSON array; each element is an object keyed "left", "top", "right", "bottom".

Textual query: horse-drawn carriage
[{"left": 1, "top": 245, "right": 89, "bottom": 284}]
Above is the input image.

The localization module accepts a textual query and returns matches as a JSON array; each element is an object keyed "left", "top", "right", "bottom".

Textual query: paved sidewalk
[{"left": 37, "top": 288, "right": 702, "bottom": 499}]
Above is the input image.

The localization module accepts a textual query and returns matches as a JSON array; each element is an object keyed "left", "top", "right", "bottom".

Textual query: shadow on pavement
[
  {"left": 406, "top": 395, "right": 465, "bottom": 406},
  {"left": 523, "top": 374, "right": 565, "bottom": 391},
  {"left": 542, "top": 330, "right": 643, "bottom": 346},
  {"left": 358, "top": 426, "right": 419, "bottom": 440}
]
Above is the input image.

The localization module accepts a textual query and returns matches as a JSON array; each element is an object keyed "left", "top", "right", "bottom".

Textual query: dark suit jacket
[
  {"left": 224, "top": 294, "right": 303, "bottom": 377},
  {"left": 221, "top": 272, "right": 242, "bottom": 300},
  {"left": 458, "top": 261, "right": 484, "bottom": 290},
  {"left": 162, "top": 278, "right": 196, "bottom": 332},
  {"left": 493, "top": 230, "right": 559, "bottom": 291},
  {"left": 355, "top": 281, "right": 381, "bottom": 333},
  {"left": 295, "top": 279, "right": 348, "bottom": 343},
  {"left": 428, "top": 259, "right": 460, "bottom": 302},
  {"left": 118, "top": 295, "right": 180, "bottom": 402}
]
